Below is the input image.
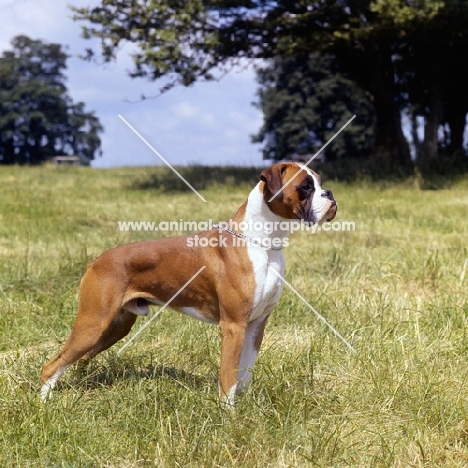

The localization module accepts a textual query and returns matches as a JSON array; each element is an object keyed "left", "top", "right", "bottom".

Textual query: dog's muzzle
[{"left": 321, "top": 190, "right": 337, "bottom": 222}]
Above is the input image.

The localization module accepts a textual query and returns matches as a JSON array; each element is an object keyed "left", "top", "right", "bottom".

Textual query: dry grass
[{"left": 0, "top": 164, "right": 467, "bottom": 467}]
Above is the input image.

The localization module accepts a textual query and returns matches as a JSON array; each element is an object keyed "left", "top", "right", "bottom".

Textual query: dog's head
[{"left": 260, "top": 162, "right": 337, "bottom": 225}]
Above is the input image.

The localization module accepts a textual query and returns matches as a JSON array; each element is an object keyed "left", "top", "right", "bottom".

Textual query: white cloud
[{"left": 174, "top": 102, "right": 199, "bottom": 118}]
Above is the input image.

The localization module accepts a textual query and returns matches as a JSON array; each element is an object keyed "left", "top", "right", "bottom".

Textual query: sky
[{"left": 0, "top": 0, "right": 267, "bottom": 168}]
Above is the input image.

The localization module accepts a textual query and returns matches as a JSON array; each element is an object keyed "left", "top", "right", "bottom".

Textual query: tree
[
  {"left": 444, "top": 55, "right": 468, "bottom": 157},
  {"left": 252, "top": 53, "right": 375, "bottom": 161},
  {"left": 71, "top": 0, "right": 468, "bottom": 167},
  {"left": 395, "top": 7, "right": 468, "bottom": 165},
  {"left": 0, "top": 35, "right": 103, "bottom": 165}
]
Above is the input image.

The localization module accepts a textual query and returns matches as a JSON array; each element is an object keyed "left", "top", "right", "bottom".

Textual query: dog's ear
[{"left": 260, "top": 164, "right": 287, "bottom": 198}]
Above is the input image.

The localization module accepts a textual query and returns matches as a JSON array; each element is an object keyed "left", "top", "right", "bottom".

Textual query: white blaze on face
[
  {"left": 310, "top": 173, "right": 331, "bottom": 223},
  {"left": 297, "top": 164, "right": 330, "bottom": 224}
]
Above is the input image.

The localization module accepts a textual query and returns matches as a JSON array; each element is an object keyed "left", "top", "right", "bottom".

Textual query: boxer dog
[{"left": 41, "top": 162, "right": 337, "bottom": 404}]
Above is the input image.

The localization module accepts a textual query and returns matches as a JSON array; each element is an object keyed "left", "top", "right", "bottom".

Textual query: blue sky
[{"left": 0, "top": 0, "right": 266, "bottom": 168}]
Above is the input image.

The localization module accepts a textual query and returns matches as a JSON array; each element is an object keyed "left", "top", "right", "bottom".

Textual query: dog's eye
[
  {"left": 297, "top": 182, "right": 314, "bottom": 200},
  {"left": 299, "top": 176, "right": 314, "bottom": 191}
]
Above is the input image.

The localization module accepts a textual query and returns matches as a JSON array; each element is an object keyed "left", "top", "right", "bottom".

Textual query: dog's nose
[{"left": 321, "top": 190, "right": 334, "bottom": 200}]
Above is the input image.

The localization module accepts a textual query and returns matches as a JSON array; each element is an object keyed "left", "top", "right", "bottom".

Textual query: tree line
[
  {"left": 70, "top": 0, "right": 468, "bottom": 170},
  {"left": 1, "top": 1, "right": 468, "bottom": 170}
]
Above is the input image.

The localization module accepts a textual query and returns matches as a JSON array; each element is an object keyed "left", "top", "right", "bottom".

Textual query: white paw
[{"left": 40, "top": 365, "right": 68, "bottom": 403}]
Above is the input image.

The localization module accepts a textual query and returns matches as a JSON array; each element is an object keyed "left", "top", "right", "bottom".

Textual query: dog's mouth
[
  {"left": 324, "top": 203, "right": 337, "bottom": 222},
  {"left": 326, "top": 212, "right": 336, "bottom": 222},
  {"left": 298, "top": 198, "right": 337, "bottom": 226}
]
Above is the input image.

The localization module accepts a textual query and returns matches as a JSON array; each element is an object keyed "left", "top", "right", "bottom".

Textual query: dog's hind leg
[
  {"left": 40, "top": 310, "right": 121, "bottom": 401},
  {"left": 40, "top": 267, "right": 128, "bottom": 401},
  {"left": 83, "top": 311, "right": 137, "bottom": 360},
  {"left": 40, "top": 314, "right": 110, "bottom": 402}
]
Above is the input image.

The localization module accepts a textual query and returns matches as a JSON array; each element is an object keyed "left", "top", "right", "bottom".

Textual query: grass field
[{"left": 1, "top": 164, "right": 468, "bottom": 467}]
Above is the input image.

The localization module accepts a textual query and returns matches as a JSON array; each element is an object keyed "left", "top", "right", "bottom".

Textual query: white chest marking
[
  {"left": 242, "top": 185, "right": 288, "bottom": 322},
  {"left": 248, "top": 247, "right": 285, "bottom": 321}
]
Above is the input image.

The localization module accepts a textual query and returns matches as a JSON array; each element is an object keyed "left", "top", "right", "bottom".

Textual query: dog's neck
[{"left": 230, "top": 182, "right": 291, "bottom": 244}]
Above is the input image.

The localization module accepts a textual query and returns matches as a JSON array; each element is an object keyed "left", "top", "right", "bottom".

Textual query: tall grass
[{"left": 1, "top": 164, "right": 467, "bottom": 466}]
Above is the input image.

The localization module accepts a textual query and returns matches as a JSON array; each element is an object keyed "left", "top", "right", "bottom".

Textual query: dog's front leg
[
  {"left": 218, "top": 320, "right": 247, "bottom": 407},
  {"left": 236, "top": 314, "right": 270, "bottom": 395}
]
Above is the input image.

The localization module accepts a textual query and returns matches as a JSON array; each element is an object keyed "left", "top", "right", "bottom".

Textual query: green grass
[{"left": 1, "top": 164, "right": 468, "bottom": 467}]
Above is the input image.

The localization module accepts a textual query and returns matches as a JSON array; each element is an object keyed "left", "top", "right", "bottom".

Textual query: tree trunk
[
  {"left": 421, "top": 81, "right": 444, "bottom": 164},
  {"left": 1, "top": 140, "right": 16, "bottom": 164},
  {"left": 445, "top": 86, "right": 468, "bottom": 155},
  {"left": 366, "top": 47, "right": 412, "bottom": 167},
  {"left": 372, "top": 94, "right": 412, "bottom": 166},
  {"left": 338, "top": 42, "right": 412, "bottom": 167},
  {"left": 420, "top": 45, "right": 446, "bottom": 166},
  {"left": 447, "top": 108, "right": 467, "bottom": 155}
]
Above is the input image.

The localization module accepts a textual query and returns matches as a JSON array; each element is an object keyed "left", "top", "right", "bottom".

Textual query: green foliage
[
  {"left": 253, "top": 53, "right": 375, "bottom": 161},
  {"left": 71, "top": 0, "right": 468, "bottom": 168},
  {"left": 72, "top": 0, "right": 215, "bottom": 90},
  {"left": 0, "top": 35, "right": 103, "bottom": 165},
  {"left": 370, "top": 0, "right": 445, "bottom": 24}
]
